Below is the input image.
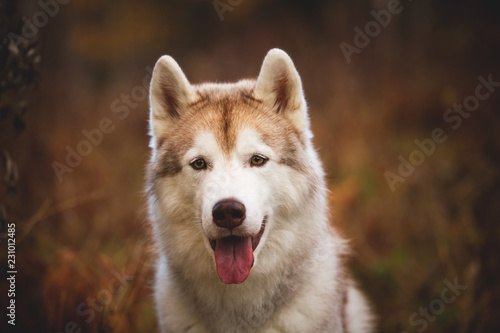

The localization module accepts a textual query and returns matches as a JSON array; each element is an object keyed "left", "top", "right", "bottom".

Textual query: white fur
[{"left": 148, "top": 49, "right": 374, "bottom": 332}]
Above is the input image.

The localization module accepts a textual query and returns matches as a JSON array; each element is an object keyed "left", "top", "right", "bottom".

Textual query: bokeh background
[{"left": 1, "top": 0, "right": 499, "bottom": 332}]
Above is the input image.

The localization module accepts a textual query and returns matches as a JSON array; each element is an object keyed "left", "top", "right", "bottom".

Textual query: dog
[{"left": 146, "top": 49, "right": 374, "bottom": 332}]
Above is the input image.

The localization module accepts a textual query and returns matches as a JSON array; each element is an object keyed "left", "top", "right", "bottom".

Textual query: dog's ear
[
  {"left": 149, "top": 55, "right": 194, "bottom": 143},
  {"left": 254, "top": 49, "right": 309, "bottom": 132}
]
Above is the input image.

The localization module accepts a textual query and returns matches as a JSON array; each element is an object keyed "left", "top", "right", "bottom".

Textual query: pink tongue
[{"left": 214, "top": 237, "right": 253, "bottom": 284}]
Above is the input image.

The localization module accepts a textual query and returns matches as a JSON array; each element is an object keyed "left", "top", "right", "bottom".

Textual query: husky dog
[{"left": 146, "top": 49, "right": 373, "bottom": 332}]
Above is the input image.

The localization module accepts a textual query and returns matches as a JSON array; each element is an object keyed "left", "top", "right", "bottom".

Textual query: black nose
[{"left": 212, "top": 200, "right": 246, "bottom": 230}]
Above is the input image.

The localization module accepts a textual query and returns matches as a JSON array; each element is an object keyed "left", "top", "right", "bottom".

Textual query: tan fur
[{"left": 148, "top": 79, "right": 308, "bottom": 188}]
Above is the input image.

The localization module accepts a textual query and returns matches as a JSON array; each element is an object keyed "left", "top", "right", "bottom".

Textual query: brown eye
[
  {"left": 250, "top": 155, "right": 267, "bottom": 167},
  {"left": 191, "top": 158, "right": 206, "bottom": 170}
]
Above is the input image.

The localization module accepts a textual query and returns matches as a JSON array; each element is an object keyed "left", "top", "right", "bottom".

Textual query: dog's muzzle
[{"left": 209, "top": 199, "right": 266, "bottom": 285}]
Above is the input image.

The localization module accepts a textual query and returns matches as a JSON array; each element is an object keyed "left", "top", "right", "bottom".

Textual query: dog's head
[{"left": 147, "top": 49, "right": 325, "bottom": 284}]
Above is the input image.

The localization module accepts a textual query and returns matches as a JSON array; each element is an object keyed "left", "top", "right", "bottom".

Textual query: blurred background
[{"left": 1, "top": 0, "right": 499, "bottom": 332}]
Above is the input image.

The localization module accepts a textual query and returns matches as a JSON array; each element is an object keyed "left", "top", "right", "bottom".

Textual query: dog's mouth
[{"left": 209, "top": 218, "right": 266, "bottom": 285}]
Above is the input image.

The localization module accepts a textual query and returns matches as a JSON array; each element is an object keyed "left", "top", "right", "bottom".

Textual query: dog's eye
[
  {"left": 190, "top": 158, "right": 207, "bottom": 170},
  {"left": 250, "top": 155, "right": 267, "bottom": 167}
]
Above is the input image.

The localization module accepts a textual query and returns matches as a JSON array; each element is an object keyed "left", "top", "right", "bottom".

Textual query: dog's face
[{"left": 148, "top": 49, "right": 319, "bottom": 284}]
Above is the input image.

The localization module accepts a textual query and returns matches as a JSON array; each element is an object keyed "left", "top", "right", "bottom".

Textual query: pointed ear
[
  {"left": 149, "top": 55, "right": 194, "bottom": 143},
  {"left": 254, "top": 49, "right": 309, "bottom": 132}
]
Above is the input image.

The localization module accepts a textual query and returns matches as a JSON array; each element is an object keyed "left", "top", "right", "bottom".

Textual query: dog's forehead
[
  {"left": 151, "top": 91, "right": 306, "bottom": 181},
  {"left": 182, "top": 91, "right": 292, "bottom": 155},
  {"left": 190, "top": 127, "right": 266, "bottom": 156}
]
